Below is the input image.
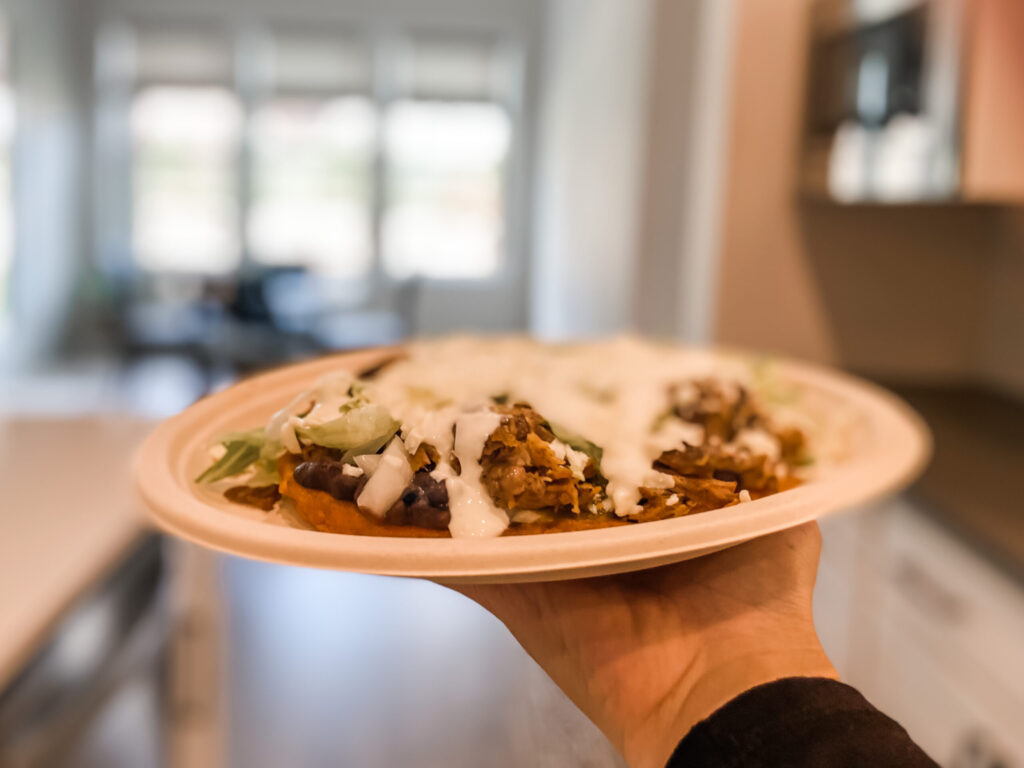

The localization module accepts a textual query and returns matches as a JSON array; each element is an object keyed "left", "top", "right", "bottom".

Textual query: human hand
[{"left": 454, "top": 522, "right": 837, "bottom": 768}]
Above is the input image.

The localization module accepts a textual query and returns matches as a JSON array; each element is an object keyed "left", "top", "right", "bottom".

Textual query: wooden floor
[{"left": 218, "top": 557, "right": 624, "bottom": 768}]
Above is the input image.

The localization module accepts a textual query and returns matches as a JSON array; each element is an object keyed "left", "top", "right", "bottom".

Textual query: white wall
[
  {"left": 529, "top": 0, "right": 653, "bottom": 339},
  {"left": 2, "top": 0, "right": 86, "bottom": 370},
  {"left": 632, "top": 0, "right": 736, "bottom": 342}
]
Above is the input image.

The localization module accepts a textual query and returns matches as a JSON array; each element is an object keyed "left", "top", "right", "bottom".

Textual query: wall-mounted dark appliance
[{"left": 802, "top": 0, "right": 966, "bottom": 202}]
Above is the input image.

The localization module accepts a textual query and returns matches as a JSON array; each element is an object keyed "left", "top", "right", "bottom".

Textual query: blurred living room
[{"left": 1, "top": 0, "right": 1023, "bottom": 766}]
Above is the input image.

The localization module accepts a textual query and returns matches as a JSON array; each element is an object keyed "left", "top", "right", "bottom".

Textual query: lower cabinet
[{"left": 816, "top": 499, "right": 1024, "bottom": 768}]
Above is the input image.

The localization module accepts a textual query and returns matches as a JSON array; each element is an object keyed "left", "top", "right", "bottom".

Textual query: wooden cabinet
[{"left": 961, "top": 0, "right": 1024, "bottom": 201}]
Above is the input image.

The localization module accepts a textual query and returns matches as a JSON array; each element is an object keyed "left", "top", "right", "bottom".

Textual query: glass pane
[
  {"left": 248, "top": 96, "right": 375, "bottom": 277},
  {"left": 131, "top": 86, "right": 241, "bottom": 273},
  {"left": 382, "top": 100, "right": 510, "bottom": 280}
]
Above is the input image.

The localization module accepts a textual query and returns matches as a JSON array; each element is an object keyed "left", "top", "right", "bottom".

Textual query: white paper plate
[{"left": 135, "top": 346, "right": 930, "bottom": 583}]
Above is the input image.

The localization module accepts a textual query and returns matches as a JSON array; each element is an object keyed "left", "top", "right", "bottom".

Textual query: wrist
[{"left": 621, "top": 639, "right": 836, "bottom": 768}]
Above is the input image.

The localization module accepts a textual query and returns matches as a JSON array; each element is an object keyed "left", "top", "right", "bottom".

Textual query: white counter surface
[{"left": 0, "top": 418, "right": 153, "bottom": 688}]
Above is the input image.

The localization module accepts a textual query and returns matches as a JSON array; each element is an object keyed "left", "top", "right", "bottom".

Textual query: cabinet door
[
  {"left": 861, "top": 499, "right": 1024, "bottom": 766},
  {"left": 870, "top": 600, "right": 1022, "bottom": 767},
  {"left": 961, "top": 0, "right": 1024, "bottom": 201}
]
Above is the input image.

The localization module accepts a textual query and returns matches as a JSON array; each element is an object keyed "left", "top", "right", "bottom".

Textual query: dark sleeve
[{"left": 666, "top": 677, "right": 938, "bottom": 768}]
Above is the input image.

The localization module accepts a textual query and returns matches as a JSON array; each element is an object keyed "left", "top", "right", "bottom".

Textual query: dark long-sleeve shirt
[{"left": 667, "top": 677, "right": 938, "bottom": 767}]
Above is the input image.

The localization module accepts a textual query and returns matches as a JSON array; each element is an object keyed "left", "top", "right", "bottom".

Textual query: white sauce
[
  {"left": 446, "top": 410, "right": 508, "bottom": 538},
  {"left": 400, "top": 405, "right": 458, "bottom": 458},
  {"left": 648, "top": 418, "right": 705, "bottom": 455}
]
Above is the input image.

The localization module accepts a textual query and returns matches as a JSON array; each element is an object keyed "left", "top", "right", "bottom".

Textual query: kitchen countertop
[
  {"left": 889, "top": 385, "right": 1024, "bottom": 584},
  {"left": 0, "top": 419, "right": 153, "bottom": 689}
]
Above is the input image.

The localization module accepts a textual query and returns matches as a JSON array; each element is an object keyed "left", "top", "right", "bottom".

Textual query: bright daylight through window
[
  {"left": 382, "top": 100, "right": 510, "bottom": 280},
  {"left": 131, "top": 86, "right": 242, "bottom": 273},
  {"left": 249, "top": 97, "right": 375, "bottom": 278}
]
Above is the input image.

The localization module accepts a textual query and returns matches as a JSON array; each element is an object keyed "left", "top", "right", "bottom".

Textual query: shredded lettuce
[
  {"left": 196, "top": 428, "right": 265, "bottom": 483},
  {"left": 340, "top": 430, "right": 398, "bottom": 462},
  {"left": 296, "top": 403, "right": 400, "bottom": 454},
  {"left": 248, "top": 456, "right": 282, "bottom": 486}
]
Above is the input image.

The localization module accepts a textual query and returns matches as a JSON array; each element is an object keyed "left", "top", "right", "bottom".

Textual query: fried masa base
[{"left": 278, "top": 454, "right": 631, "bottom": 538}]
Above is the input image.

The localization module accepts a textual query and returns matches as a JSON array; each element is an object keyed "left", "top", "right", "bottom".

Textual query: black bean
[
  {"left": 294, "top": 461, "right": 361, "bottom": 502},
  {"left": 409, "top": 501, "right": 451, "bottom": 530},
  {"left": 383, "top": 472, "right": 451, "bottom": 530},
  {"left": 328, "top": 473, "right": 361, "bottom": 501}
]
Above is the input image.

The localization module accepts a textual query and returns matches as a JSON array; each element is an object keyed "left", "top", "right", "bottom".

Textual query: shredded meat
[
  {"left": 409, "top": 443, "right": 440, "bottom": 472},
  {"left": 480, "top": 403, "right": 605, "bottom": 517},
  {"left": 670, "top": 379, "right": 759, "bottom": 442},
  {"left": 631, "top": 440, "right": 794, "bottom": 522},
  {"left": 655, "top": 443, "right": 779, "bottom": 495},
  {"left": 225, "top": 484, "right": 281, "bottom": 511},
  {"left": 776, "top": 426, "right": 807, "bottom": 466}
]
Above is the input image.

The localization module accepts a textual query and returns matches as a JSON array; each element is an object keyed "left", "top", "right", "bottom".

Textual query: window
[
  {"left": 383, "top": 34, "right": 512, "bottom": 280},
  {"left": 248, "top": 32, "right": 375, "bottom": 278},
  {"left": 101, "top": 22, "right": 520, "bottom": 286},
  {"left": 131, "top": 86, "right": 241, "bottom": 273},
  {"left": 383, "top": 100, "right": 509, "bottom": 279}
]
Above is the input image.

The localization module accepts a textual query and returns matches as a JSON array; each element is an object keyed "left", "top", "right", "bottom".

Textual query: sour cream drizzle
[{"left": 445, "top": 410, "right": 507, "bottom": 538}]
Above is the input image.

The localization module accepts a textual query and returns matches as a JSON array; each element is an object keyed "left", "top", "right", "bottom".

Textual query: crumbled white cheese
[
  {"left": 548, "top": 439, "right": 590, "bottom": 481},
  {"left": 354, "top": 453, "right": 382, "bottom": 477},
  {"left": 735, "top": 428, "right": 781, "bottom": 461},
  {"left": 341, "top": 464, "right": 363, "bottom": 477},
  {"left": 738, "top": 489, "right": 752, "bottom": 503},
  {"left": 643, "top": 472, "right": 676, "bottom": 491}
]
